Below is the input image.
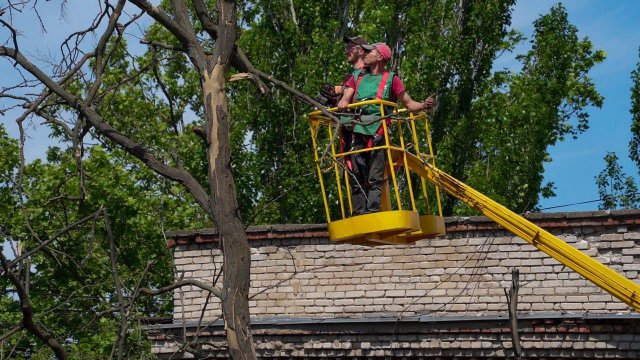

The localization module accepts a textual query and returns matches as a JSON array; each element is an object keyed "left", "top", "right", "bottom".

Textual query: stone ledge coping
[
  {"left": 144, "top": 313, "right": 640, "bottom": 336},
  {"left": 165, "top": 210, "right": 640, "bottom": 248}
]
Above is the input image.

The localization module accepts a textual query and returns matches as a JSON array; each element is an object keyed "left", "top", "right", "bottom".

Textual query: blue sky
[
  {"left": 1, "top": 0, "right": 639, "bottom": 213},
  {"left": 506, "top": 0, "right": 640, "bottom": 211}
]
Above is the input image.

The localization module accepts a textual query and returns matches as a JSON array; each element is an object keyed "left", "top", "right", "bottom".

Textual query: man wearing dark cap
[
  {"left": 318, "top": 35, "right": 368, "bottom": 104},
  {"left": 335, "top": 35, "right": 368, "bottom": 96},
  {"left": 330, "top": 35, "right": 369, "bottom": 174},
  {"left": 337, "top": 42, "right": 435, "bottom": 215}
]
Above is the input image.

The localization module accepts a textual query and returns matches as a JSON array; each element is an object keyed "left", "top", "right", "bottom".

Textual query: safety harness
[
  {"left": 340, "top": 70, "right": 394, "bottom": 171},
  {"left": 353, "top": 70, "right": 392, "bottom": 148},
  {"left": 354, "top": 70, "right": 390, "bottom": 101}
]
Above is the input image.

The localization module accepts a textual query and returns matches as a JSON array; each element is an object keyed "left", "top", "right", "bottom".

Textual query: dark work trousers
[
  {"left": 349, "top": 133, "right": 387, "bottom": 215},
  {"left": 339, "top": 127, "right": 353, "bottom": 156}
]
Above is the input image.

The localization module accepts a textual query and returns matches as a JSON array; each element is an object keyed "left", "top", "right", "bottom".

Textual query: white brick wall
[{"left": 171, "top": 224, "right": 640, "bottom": 322}]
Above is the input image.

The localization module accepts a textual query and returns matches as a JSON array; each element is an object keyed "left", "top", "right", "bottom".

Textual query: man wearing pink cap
[{"left": 337, "top": 42, "right": 435, "bottom": 215}]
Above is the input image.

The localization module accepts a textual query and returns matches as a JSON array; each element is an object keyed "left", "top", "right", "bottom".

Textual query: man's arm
[
  {"left": 338, "top": 87, "right": 355, "bottom": 110},
  {"left": 398, "top": 91, "right": 436, "bottom": 113}
]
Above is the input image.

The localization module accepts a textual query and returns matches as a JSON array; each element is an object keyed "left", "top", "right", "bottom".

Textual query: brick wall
[
  {"left": 169, "top": 211, "right": 640, "bottom": 321},
  {"left": 147, "top": 210, "right": 640, "bottom": 358},
  {"left": 148, "top": 316, "right": 640, "bottom": 359}
]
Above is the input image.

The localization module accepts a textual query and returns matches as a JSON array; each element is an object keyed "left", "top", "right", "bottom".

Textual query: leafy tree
[
  {"left": 0, "top": 124, "right": 19, "bottom": 229},
  {"left": 1, "top": 142, "right": 201, "bottom": 357},
  {"left": 223, "top": 0, "right": 347, "bottom": 223},
  {"left": 630, "top": 46, "right": 640, "bottom": 170},
  {"left": 401, "top": 0, "right": 521, "bottom": 215},
  {"left": 596, "top": 45, "right": 640, "bottom": 210},
  {"left": 1, "top": 0, "right": 263, "bottom": 357},
  {"left": 234, "top": 0, "right": 521, "bottom": 218},
  {"left": 466, "top": 4, "right": 604, "bottom": 213},
  {"left": 596, "top": 152, "right": 640, "bottom": 209},
  {"left": 232, "top": 2, "right": 604, "bottom": 217}
]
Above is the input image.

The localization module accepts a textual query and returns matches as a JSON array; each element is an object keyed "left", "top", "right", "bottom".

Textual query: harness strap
[{"left": 376, "top": 71, "right": 390, "bottom": 99}]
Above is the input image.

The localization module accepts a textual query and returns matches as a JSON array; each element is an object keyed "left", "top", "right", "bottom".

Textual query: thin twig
[
  {"left": 0, "top": 324, "right": 23, "bottom": 342},
  {"left": 6, "top": 209, "right": 104, "bottom": 271},
  {"left": 138, "top": 279, "right": 222, "bottom": 299}
]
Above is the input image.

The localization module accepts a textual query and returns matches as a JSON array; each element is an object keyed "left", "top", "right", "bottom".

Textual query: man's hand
[
  {"left": 338, "top": 87, "right": 355, "bottom": 110},
  {"left": 423, "top": 96, "right": 436, "bottom": 110}
]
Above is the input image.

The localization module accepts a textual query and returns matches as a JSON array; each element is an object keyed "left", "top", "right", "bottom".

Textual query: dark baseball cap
[{"left": 343, "top": 35, "right": 368, "bottom": 51}]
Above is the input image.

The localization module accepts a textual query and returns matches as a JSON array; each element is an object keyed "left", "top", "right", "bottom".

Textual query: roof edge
[
  {"left": 166, "top": 209, "right": 640, "bottom": 248},
  {"left": 144, "top": 312, "right": 640, "bottom": 332}
]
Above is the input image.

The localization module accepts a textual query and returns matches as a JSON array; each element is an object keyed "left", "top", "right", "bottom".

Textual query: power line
[
  {"left": 538, "top": 191, "right": 640, "bottom": 211},
  {"left": 538, "top": 198, "right": 603, "bottom": 211}
]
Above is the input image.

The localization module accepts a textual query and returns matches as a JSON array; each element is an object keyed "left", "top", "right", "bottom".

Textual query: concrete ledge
[
  {"left": 145, "top": 312, "right": 640, "bottom": 333},
  {"left": 166, "top": 210, "right": 640, "bottom": 248}
]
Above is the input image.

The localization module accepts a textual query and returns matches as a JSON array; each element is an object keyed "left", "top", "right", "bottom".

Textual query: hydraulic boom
[{"left": 403, "top": 152, "right": 640, "bottom": 312}]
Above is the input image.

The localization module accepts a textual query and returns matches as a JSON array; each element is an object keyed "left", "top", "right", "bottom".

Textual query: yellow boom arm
[{"left": 403, "top": 152, "right": 640, "bottom": 311}]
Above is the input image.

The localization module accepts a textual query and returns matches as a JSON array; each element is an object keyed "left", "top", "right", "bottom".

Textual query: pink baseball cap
[{"left": 362, "top": 42, "right": 392, "bottom": 61}]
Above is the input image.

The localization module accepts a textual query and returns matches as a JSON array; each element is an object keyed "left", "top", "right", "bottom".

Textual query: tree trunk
[{"left": 202, "top": 1, "right": 257, "bottom": 359}]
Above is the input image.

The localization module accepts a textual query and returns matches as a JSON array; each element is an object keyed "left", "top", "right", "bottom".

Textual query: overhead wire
[
  {"left": 391, "top": 232, "right": 500, "bottom": 339},
  {"left": 537, "top": 191, "right": 640, "bottom": 211}
]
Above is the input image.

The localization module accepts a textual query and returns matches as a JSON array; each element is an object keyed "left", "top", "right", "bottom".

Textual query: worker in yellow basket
[
  {"left": 338, "top": 36, "right": 368, "bottom": 166},
  {"left": 338, "top": 42, "right": 435, "bottom": 215},
  {"left": 317, "top": 36, "right": 369, "bottom": 169}
]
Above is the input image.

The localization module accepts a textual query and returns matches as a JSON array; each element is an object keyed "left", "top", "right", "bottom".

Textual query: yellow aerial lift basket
[{"left": 308, "top": 99, "right": 446, "bottom": 246}]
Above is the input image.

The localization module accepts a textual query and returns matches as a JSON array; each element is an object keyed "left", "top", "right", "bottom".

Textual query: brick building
[{"left": 145, "top": 210, "right": 640, "bottom": 359}]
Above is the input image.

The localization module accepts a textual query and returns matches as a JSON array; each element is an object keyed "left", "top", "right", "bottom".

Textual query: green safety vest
[{"left": 352, "top": 71, "right": 395, "bottom": 136}]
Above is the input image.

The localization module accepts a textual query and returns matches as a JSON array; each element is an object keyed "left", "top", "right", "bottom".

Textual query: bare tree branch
[
  {"left": 170, "top": 0, "right": 196, "bottom": 40},
  {"left": 192, "top": 0, "right": 218, "bottom": 39},
  {"left": 59, "top": 1, "right": 109, "bottom": 71},
  {"left": 140, "top": 39, "right": 186, "bottom": 52},
  {"left": 0, "top": 46, "right": 213, "bottom": 214},
  {"left": 0, "top": 93, "right": 30, "bottom": 102},
  {"left": 231, "top": 46, "right": 269, "bottom": 94},
  {"left": 5, "top": 209, "right": 105, "bottom": 271},
  {"left": 150, "top": 50, "right": 180, "bottom": 134},
  {"left": 249, "top": 67, "right": 340, "bottom": 123},
  {"left": 0, "top": 16, "right": 20, "bottom": 64},
  {"left": 0, "top": 324, "right": 23, "bottom": 342},
  {"left": 85, "top": 0, "right": 127, "bottom": 104},
  {"left": 128, "top": 0, "right": 207, "bottom": 70},
  {"left": 35, "top": 109, "right": 73, "bottom": 137},
  {"left": 138, "top": 279, "right": 222, "bottom": 299},
  {"left": 14, "top": 48, "right": 97, "bottom": 128},
  {"left": 130, "top": 260, "right": 154, "bottom": 302}
]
